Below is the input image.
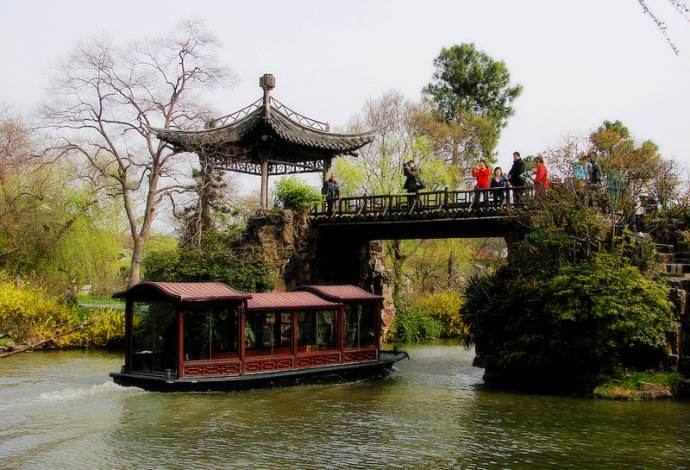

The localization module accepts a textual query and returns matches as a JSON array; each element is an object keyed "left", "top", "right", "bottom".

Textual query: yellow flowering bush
[
  {"left": 58, "top": 308, "right": 124, "bottom": 348},
  {"left": 0, "top": 275, "right": 74, "bottom": 344},
  {"left": 0, "top": 272, "right": 124, "bottom": 348},
  {"left": 415, "top": 291, "right": 468, "bottom": 337}
]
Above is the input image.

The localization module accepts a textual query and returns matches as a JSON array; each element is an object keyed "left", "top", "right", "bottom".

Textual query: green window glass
[
  {"left": 183, "top": 307, "right": 239, "bottom": 361},
  {"left": 344, "top": 304, "right": 376, "bottom": 349},
  {"left": 244, "top": 312, "right": 292, "bottom": 357},
  {"left": 131, "top": 301, "right": 178, "bottom": 375},
  {"left": 297, "top": 310, "right": 337, "bottom": 353}
]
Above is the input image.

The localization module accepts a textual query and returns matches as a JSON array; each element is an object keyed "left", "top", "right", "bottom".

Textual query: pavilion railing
[{"left": 310, "top": 186, "right": 534, "bottom": 218}]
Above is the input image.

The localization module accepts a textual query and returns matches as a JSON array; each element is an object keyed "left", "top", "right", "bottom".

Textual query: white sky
[{"left": 2, "top": 0, "right": 690, "bottom": 188}]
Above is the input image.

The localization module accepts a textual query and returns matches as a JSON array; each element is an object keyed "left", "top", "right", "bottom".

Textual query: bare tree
[
  {"left": 637, "top": 0, "right": 690, "bottom": 55},
  {"left": 650, "top": 158, "right": 683, "bottom": 209},
  {"left": 41, "top": 20, "right": 231, "bottom": 285}
]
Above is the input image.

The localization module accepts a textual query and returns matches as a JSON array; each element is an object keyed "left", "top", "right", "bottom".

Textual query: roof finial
[{"left": 260, "top": 74, "right": 276, "bottom": 112}]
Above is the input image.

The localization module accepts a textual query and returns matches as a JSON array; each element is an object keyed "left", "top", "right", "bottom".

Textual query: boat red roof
[
  {"left": 113, "top": 281, "right": 251, "bottom": 302},
  {"left": 246, "top": 291, "right": 341, "bottom": 311},
  {"left": 293, "top": 285, "right": 382, "bottom": 302}
]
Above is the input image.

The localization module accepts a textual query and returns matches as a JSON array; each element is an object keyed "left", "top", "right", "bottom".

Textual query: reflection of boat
[{"left": 110, "top": 282, "right": 408, "bottom": 392}]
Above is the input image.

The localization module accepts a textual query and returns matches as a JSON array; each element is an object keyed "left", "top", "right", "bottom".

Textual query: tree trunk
[
  {"left": 391, "top": 239, "right": 404, "bottom": 296},
  {"left": 129, "top": 236, "right": 144, "bottom": 286}
]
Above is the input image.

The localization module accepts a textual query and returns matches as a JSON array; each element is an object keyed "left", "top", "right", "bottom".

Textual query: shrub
[
  {"left": 387, "top": 300, "right": 444, "bottom": 343},
  {"left": 0, "top": 274, "right": 74, "bottom": 344},
  {"left": 58, "top": 308, "right": 124, "bottom": 348},
  {"left": 415, "top": 291, "right": 466, "bottom": 337},
  {"left": 143, "top": 231, "right": 276, "bottom": 292},
  {"left": 274, "top": 177, "right": 322, "bottom": 210},
  {"left": 0, "top": 273, "right": 124, "bottom": 348},
  {"left": 462, "top": 253, "right": 674, "bottom": 390}
]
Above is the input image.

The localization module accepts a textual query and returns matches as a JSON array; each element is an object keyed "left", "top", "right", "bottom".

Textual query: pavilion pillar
[
  {"left": 260, "top": 161, "right": 270, "bottom": 210},
  {"left": 322, "top": 158, "right": 332, "bottom": 181}
]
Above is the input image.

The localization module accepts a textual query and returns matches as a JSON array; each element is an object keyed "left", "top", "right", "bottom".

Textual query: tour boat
[{"left": 110, "top": 281, "right": 408, "bottom": 391}]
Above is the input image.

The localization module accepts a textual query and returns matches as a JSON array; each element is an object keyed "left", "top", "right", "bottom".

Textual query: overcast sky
[{"left": 2, "top": 0, "right": 690, "bottom": 186}]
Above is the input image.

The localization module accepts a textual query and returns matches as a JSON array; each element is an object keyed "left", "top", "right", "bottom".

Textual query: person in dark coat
[
  {"left": 403, "top": 160, "right": 422, "bottom": 208},
  {"left": 588, "top": 153, "right": 602, "bottom": 186},
  {"left": 490, "top": 167, "right": 508, "bottom": 207},
  {"left": 321, "top": 173, "right": 340, "bottom": 216},
  {"left": 508, "top": 151, "right": 527, "bottom": 204}
]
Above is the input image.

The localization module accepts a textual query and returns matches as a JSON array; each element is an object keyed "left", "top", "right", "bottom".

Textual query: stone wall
[{"left": 242, "top": 210, "right": 396, "bottom": 332}]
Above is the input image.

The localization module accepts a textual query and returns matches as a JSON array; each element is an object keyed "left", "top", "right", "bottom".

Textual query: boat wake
[
  {"left": 38, "top": 381, "right": 145, "bottom": 402},
  {"left": 0, "top": 381, "right": 145, "bottom": 411}
]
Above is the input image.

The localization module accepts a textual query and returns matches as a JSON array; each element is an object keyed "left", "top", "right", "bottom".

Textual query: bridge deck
[{"left": 310, "top": 187, "right": 531, "bottom": 239}]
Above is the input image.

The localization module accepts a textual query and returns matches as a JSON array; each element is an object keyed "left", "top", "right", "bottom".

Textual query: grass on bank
[
  {"left": 77, "top": 295, "right": 125, "bottom": 306},
  {"left": 593, "top": 371, "right": 682, "bottom": 400}
]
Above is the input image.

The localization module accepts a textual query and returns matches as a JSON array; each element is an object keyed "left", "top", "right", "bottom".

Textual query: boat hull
[{"left": 110, "top": 350, "right": 409, "bottom": 392}]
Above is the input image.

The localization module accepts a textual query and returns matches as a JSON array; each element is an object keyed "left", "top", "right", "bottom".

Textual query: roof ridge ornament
[{"left": 260, "top": 73, "right": 276, "bottom": 117}]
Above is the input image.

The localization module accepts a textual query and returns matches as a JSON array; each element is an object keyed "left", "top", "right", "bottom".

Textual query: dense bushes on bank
[
  {"left": 461, "top": 182, "right": 675, "bottom": 392},
  {"left": 388, "top": 291, "right": 466, "bottom": 342},
  {"left": 142, "top": 230, "right": 276, "bottom": 292},
  {"left": 0, "top": 273, "right": 124, "bottom": 350},
  {"left": 462, "top": 253, "right": 673, "bottom": 390}
]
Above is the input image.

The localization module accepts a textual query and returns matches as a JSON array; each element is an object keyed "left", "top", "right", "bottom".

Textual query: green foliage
[
  {"left": 462, "top": 253, "right": 674, "bottom": 390},
  {"left": 387, "top": 300, "right": 444, "bottom": 343},
  {"left": 0, "top": 116, "right": 126, "bottom": 295},
  {"left": 424, "top": 43, "right": 523, "bottom": 129},
  {"left": 414, "top": 291, "right": 466, "bottom": 337},
  {"left": 273, "top": 177, "right": 322, "bottom": 210},
  {"left": 593, "top": 370, "right": 682, "bottom": 400},
  {"left": 142, "top": 230, "right": 276, "bottom": 292},
  {"left": 388, "top": 291, "right": 466, "bottom": 342},
  {"left": 646, "top": 206, "right": 690, "bottom": 250}
]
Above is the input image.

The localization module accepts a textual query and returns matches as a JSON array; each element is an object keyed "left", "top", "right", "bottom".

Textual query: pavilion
[{"left": 153, "top": 74, "right": 376, "bottom": 209}]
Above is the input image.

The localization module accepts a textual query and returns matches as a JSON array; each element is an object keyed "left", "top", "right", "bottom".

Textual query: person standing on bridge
[
  {"left": 322, "top": 173, "right": 340, "bottom": 216},
  {"left": 403, "top": 160, "right": 423, "bottom": 209},
  {"left": 472, "top": 160, "right": 491, "bottom": 209},
  {"left": 508, "top": 151, "right": 527, "bottom": 204},
  {"left": 490, "top": 167, "right": 508, "bottom": 207},
  {"left": 534, "top": 156, "right": 549, "bottom": 195}
]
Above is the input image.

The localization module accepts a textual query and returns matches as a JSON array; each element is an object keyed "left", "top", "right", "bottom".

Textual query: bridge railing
[{"left": 311, "top": 186, "right": 534, "bottom": 218}]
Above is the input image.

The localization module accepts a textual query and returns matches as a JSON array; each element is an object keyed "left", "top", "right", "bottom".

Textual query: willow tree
[{"left": 41, "top": 21, "right": 231, "bottom": 286}]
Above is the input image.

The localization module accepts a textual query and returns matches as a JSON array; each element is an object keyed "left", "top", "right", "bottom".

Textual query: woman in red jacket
[
  {"left": 472, "top": 160, "right": 491, "bottom": 208},
  {"left": 534, "top": 156, "right": 549, "bottom": 195}
]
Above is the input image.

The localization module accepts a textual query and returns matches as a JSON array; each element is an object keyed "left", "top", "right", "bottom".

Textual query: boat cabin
[{"left": 111, "top": 281, "right": 397, "bottom": 390}]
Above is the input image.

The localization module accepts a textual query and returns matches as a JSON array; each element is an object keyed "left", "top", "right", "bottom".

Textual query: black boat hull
[{"left": 110, "top": 350, "right": 409, "bottom": 392}]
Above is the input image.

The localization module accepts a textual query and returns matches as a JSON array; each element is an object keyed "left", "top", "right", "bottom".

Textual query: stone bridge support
[{"left": 241, "top": 209, "right": 396, "bottom": 332}]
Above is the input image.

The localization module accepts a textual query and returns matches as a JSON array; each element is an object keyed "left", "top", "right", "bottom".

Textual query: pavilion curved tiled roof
[{"left": 153, "top": 105, "right": 375, "bottom": 157}]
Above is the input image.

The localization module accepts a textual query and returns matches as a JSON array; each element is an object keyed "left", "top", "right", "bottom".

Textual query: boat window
[
  {"left": 297, "top": 310, "right": 337, "bottom": 353},
  {"left": 183, "top": 306, "right": 239, "bottom": 361},
  {"left": 131, "top": 301, "right": 178, "bottom": 375},
  {"left": 244, "top": 312, "right": 292, "bottom": 357},
  {"left": 344, "top": 303, "right": 377, "bottom": 349}
]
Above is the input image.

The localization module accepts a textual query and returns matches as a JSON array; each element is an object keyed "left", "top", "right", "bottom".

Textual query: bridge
[{"left": 310, "top": 187, "right": 534, "bottom": 239}]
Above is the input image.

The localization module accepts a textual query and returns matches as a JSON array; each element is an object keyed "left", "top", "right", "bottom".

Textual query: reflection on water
[{"left": 1, "top": 343, "right": 689, "bottom": 469}]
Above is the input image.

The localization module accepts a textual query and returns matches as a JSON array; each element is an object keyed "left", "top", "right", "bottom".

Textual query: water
[{"left": 1, "top": 343, "right": 689, "bottom": 469}]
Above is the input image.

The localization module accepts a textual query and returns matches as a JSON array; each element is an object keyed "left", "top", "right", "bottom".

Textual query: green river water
[{"left": 1, "top": 342, "right": 689, "bottom": 469}]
